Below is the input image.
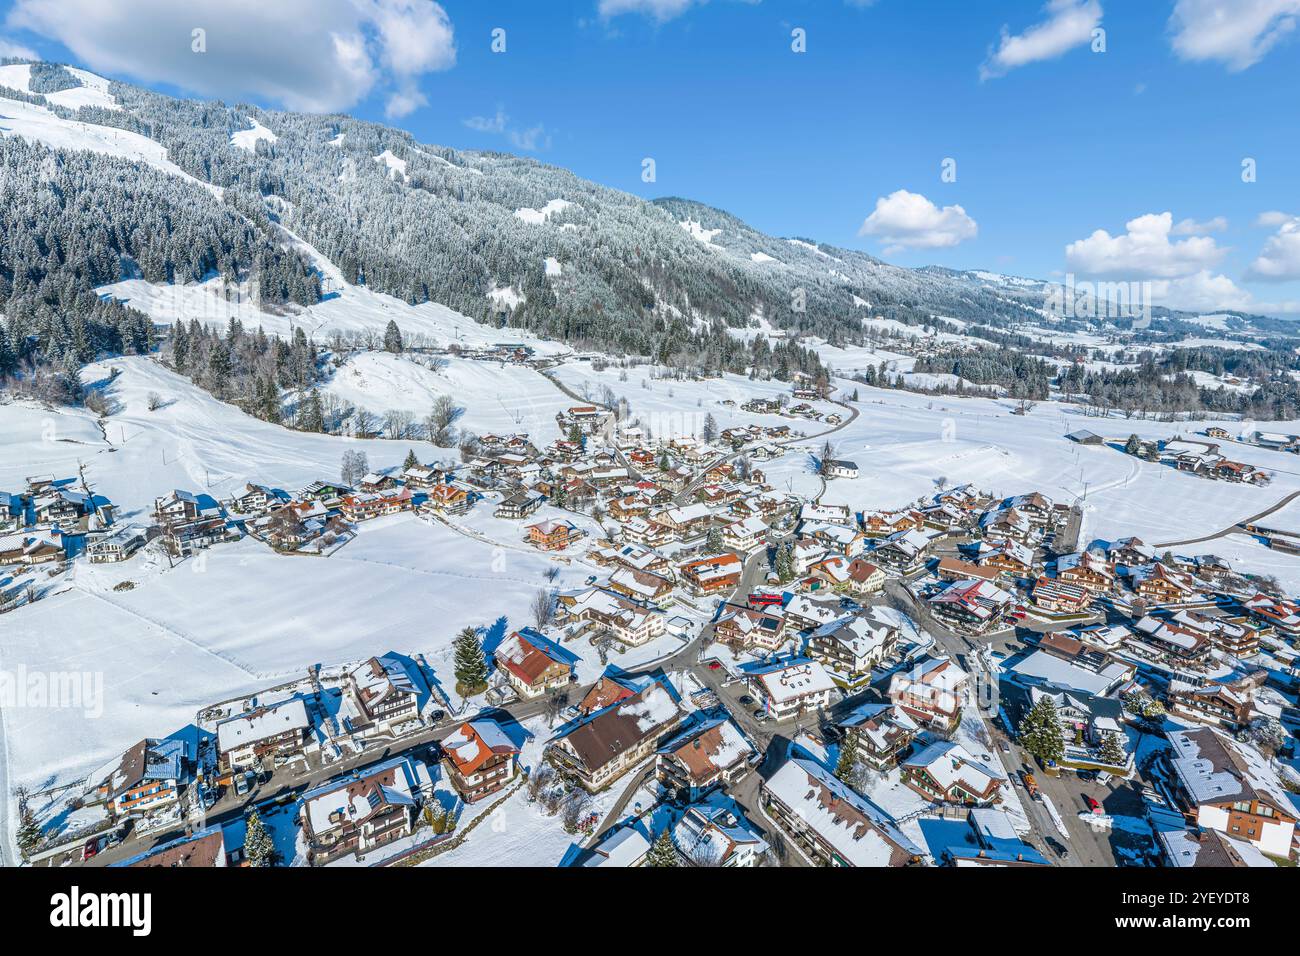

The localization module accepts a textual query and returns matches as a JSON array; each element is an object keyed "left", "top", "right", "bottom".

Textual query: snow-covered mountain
[{"left": 0, "top": 57, "right": 1287, "bottom": 377}]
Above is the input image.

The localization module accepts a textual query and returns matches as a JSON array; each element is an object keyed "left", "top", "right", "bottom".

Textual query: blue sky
[{"left": 3, "top": 0, "right": 1300, "bottom": 315}]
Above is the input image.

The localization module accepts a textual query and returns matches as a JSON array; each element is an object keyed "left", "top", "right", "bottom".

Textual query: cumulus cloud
[
  {"left": 1256, "top": 210, "right": 1295, "bottom": 227},
  {"left": 1149, "top": 271, "right": 1252, "bottom": 312},
  {"left": 1247, "top": 214, "right": 1300, "bottom": 280},
  {"left": 1168, "top": 0, "right": 1300, "bottom": 71},
  {"left": 1171, "top": 216, "right": 1228, "bottom": 236},
  {"left": 981, "top": 0, "right": 1102, "bottom": 80},
  {"left": 1064, "top": 212, "right": 1226, "bottom": 278},
  {"left": 858, "top": 189, "right": 978, "bottom": 253},
  {"left": 463, "top": 108, "right": 551, "bottom": 152},
  {"left": 6, "top": 0, "right": 456, "bottom": 114}
]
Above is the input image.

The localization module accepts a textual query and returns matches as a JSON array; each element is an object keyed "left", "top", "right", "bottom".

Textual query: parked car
[
  {"left": 1095, "top": 771, "right": 1113, "bottom": 787},
  {"left": 1020, "top": 771, "right": 1039, "bottom": 799},
  {"left": 738, "top": 694, "right": 754, "bottom": 706},
  {"left": 1084, "top": 795, "right": 1102, "bottom": 814},
  {"left": 429, "top": 709, "right": 446, "bottom": 723},
  {"left": 82, "top": 838, "right": 100, "bottom": 861},
  {"left": 707, "top": 660, "right": 722, "bottom": 670},
  {"left": 752, "top": 708, "right": 768, "bottom": 721}
]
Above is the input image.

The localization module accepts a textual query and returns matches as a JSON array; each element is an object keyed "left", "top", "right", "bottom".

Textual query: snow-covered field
[{"left": 319, "top": 351, "right": 574, "bottom": 441}]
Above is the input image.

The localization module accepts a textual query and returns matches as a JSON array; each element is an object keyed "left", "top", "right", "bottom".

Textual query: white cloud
[
  {"left": 1247, "top": 215, "right": 1300, "bottom": 280},
  {"left": 0, "top": 35, "right": 37, "bottom": 59},
  {"left": 1143, "top": 271, "right": 1299, "bottom": 316},
  {"left": 463, "top": 108, "right": 551, "bottom": 152},
  {"left": 1149, "top": 271, "right": 1252, "bottom": 312},
  {"left": 1256, "top": 210, "right": 1295, "bottom": 227},
  {"left": 858, "top": 189, "right": 978, "bottom": 252},
  {"left": 1064, "top": 211, "right": 1226, "bottom": 278},
  {"left": 6, "top": 0, "right": 456, "bottom": 114},
  {"left": 1168, "top": 0, "right": 1300, "bottom": 71},
  {"left": 598, "top": 0, "right": 701, "bottom": 22},
  {"left": 1170, "top": 215, "right": 1228, "bottom": 236},
  {"left": 980, "top": 0, "right": 1102, "bottom": 80}
]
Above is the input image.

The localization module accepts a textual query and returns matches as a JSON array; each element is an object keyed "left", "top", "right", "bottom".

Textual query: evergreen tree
[
  {"left": 14, "top": 788, "right": 41, "bottom": 862},
  {"left": 645, "top": 828, "right": 679, "bottom": 867},
  {"left": 834, "top": 728, "right": 860, "bottom": 784},
  {"left": 383, "top": 320, "right": 404, "bottom": 354},
  {"left": 1018, "top": 697, "right": 1065, "bottom": 765},
  {"left": 1124, "top": 433, "right": 1140, "bottom": 455},
  {"left": 705, "top": 526, "right": 725, "bottom": 553},
  {"left": 403, "top": 448, "right": 420, "bottom": 470},
  {"left": 244, "top": 808, "right": 275, "bottom": 867},
  {"left": 702, "top": 412, "right": 717, "bottom": 442},
  {"left": 299, "top": 391, "right": 325, "bottom": 433},
  {"left": 453, "top": 626, "right": 489, "bottom": 694},
  {"left": 1097, "top": 731, "right": 1127, "bottom": 767},
  {"left": 775, "top": 541, "right": 795, "bottom": 583}
]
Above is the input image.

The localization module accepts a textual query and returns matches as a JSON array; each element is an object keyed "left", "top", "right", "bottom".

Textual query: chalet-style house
[
  {"left": 493, "top": 628, "right": 579, "bottom": 699},
  {"left": 862, "top": 509, "right": 923, "bottom": 538},
  {"left": 229, "top": 483, "right": 281, "bottom": 516},
  {"left": 1130, "top": 562, "right": 1199, "bottom": 605},
  {"left": 713, "top": 603, "right": 786, "bottom": 652},
  {"left": 655, "top": 715, "right": 756, "bottom": 803},
  {"left": 1132, "top": 614, "right": 1213, "bottom": 668},
  {"left": 935, "top": 556, "right": 1002, "bottom": 585},
  {"left": 1164, "top": 727, "right": 1298, "bottom": 858},
  {"left": 606, "top": 566, "right": 675, "bottom": 604},
  {"left": 0, "top": 529, "right": 67, "bottom": 566},
  {"left": 722, "top": 514, "right": 769, "bottom": 552},
  {"left": 442, "top": 719, "right": 521, "bottom": 803},
  {"left": 494, "top": 489, "right": 544, "bottom": 519},
  {"left": 1166, "top": 674, "right": 1269, "bottom": 732},
  {"left": 836, "top": 702, "right": 919, "bottom": 770},
  {"left": 977, "top": 539, "right": 1035, "bottom": 578},
  {"left": 678, "top": 552, "right": 743, "bottom": 594},
  {"left": 95, "top": 737, "right": 187, "bottom": 819},
  {"left": 870, "top": 528, "right": 931, "bottom": 574},
  {"left": 888, "top": 656, "right": 969, "bottom": 732},
  {"left": 557, "top": 587, "right": 665, "bottom": 646},
  {"left": 526, "top": 518, "right": 583, "bottom": 551},
  {"left": 547, "top": 675, "right": 684, "bottom": 791},
  {"left": 927, "top": 577, "right": 1015, "bottom": 632},
  {"left": 782, "top": 593, "right": 844, "bottom": 632},
  {"left": 1242, "top": 593, "right": 1300, "bottom": 637},
  {"left": 420, "top": 483, "right": 472, "bottom": 516},
  {"left": 1028, "top": 685, "right": 1129, "bottom": 770},
  {"left": 1056, "top": 550, "right": 1117, "bottom": 594},
  {"left": 87, "top": 525, "right": 147, "bottom": 563},
  {"left": 747, "top": 657, "right": 836, "bottom": 721},
  {"left": 591, "top": 542, "right": 672, "bottom": 577},
  {"left": 805, "top": 611, "right": 898, "bottom": 687},
  {"left": 672, "top": 796, "right": 768, "bottom": 867},
  {"left": 154, "top": 489, "right": 239, "bottom": 557},
  {"left": 761, "top": 754, "right": 925, "bottom": 867},
  {"left": 300, "top": 756, "right": 434, "bottom": 864},
  {"left": 347, "top": 655, "right": 424, "bottom": 732},
  {"left": 1030, "top": 576, "right": 1091, "bottom": 615},
  {"left": 340, "top": 487, "right": 412, "bottom": 523},
  {"left": 216, "top": 698, "right": 311, "bottom": 773},
  {"left": 902, "top": 740, "right": 1003, "bottom": 806},
  {"left": 979, "top": 506, "right": 1034, "bottom": 544}
]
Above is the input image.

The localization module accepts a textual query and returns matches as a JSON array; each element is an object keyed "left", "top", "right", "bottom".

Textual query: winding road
[{"left": 1153, "top": 488, "right": 1300, "bottom": 549}]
